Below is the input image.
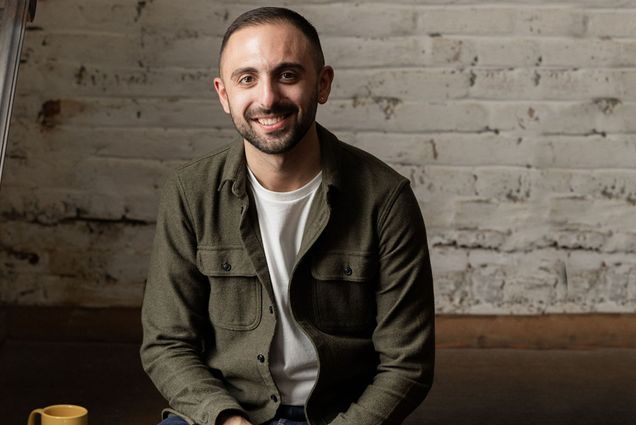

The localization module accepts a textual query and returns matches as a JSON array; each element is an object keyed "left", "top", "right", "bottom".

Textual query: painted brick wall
[{"left": 1, "top": 1, "right": 635, "bottom": 314}]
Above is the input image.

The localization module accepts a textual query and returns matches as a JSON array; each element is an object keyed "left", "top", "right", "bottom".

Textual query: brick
[
  {"left": 532, "top": 135, "right": 636, "bottom": 169},
  {"left": 418, "top": 197, "right": 456, "bottom": 230},
  {"left": 416, "top": 8, "right": 514, "bottom": 36},
  {"left": 429, "top": 36, "right": 478, "bottom": 66},
  {"left": 318, "top": 99, "right": 489, "bottom": 132},
  {"left": 136, "top": 1, "right": 238, "bottom": 36},
  {"left": 323, "top": 36, "right": 429, "bottom": 68},
  {"left": 487, "top": 101, "right": 636, "bottom": 134},
  {"left": 470, "top": 264, "right": 506, "bottom": 305},
  {"left": 540, "top": 38, "right": 636, "bottom": 68},
  {"left": 0, "top": 220, "right": 154, "bottom": 255},
  {"left": 536, "top": 169, "right": 636, "bottom": 203},
  {"left": 452, "top": 198, "right": 499, "bottom": 230},
  {"left": 297, "top": 4, "right": 419, "bottom": 37},
  {"left": 455, "top": 230, "right": 509, "bottom": 250},
  {"left": 469, "top": 68, "right": 628, "bottom": 101},
  {"left": 604, "top": 233, "right": 636, "bottom": 253},
  {"left": 348, "top": 132, "right": 438, "bottom": 165},
  {"left": 17, "top": 61, "right": 217, "bottom": 99},
  {"left": 471, "top": 37, "right": 542, "bottom": 67},
  {"left": 140, "top": 31, "right": 221, "bottom": 68},
  {"left": 0, "top": 182, "right": 160, "bottom": 223},
  {"left": 462, "top": 37, "right": 636, "bottom": 68},
  {"left": 513, "top": 8, "right": 586, "bottom": 37},
  {"left": 553, "top": 252, "right": 636, "bottom": 313},
  {"left": 452, "top": 198, "right": 540, "bottom": 238},
  {"left": 586, "top": 9, "right": 636, "bottom": 38},
  {"left": 21, "top": 32, "right": 142, "bottom": 67},
  {"left": 473, "top": 166, "right": 534, "bottom": 202},
  {"left": 409, "top": 166, "right": 477, "bottom": 198},
  {"left": 27, "top": 0, "right": 138, "bottom": 33},
  {"left": 464, "top": 251, "right": 558, "bottom": 313},
  {"left": 353, "top": 131, "right": 538, "bottom": 167},
  {"left": 8, "top": 123, "right": 236, "bottom": 162},
  {"left": 548, "top": 196, "right": 636, "bottom": 231},
  {"left": 72, "top": 157, "right": 171, "bottom": 191},
  {"left": 332, "top": 68, "right": 469, "bottom": 101},
  {"left": 12, "top": 95, "right": 230, "bottom": 129},
  {"left": 417, "top": 7, "right": 586, "bottom": 37}
]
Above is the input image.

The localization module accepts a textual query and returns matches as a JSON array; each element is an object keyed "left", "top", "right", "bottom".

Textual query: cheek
[
  {"left": 287, "top": 87, "right": 314, "bottom": 108},
  {"left": 226, "top": 92, "right": 252, "bottom": 116}
]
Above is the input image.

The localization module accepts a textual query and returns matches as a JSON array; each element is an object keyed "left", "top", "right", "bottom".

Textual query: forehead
[{"left": 220, "top": 23, "right": 313, "bottom": 76}]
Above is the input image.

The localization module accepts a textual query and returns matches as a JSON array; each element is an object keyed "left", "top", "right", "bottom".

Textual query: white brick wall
[{"left": 1, "top": 0, "right": 636, "bottom": 314}]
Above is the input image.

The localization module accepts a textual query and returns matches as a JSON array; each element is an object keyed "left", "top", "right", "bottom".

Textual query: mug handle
[{"left": 28, "top": 408, "right": 43, "bottom": 425}]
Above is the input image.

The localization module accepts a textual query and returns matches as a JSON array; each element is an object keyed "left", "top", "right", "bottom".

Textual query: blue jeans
[{"left": 158, "top": 405, "right": 307, "bottom": 425}]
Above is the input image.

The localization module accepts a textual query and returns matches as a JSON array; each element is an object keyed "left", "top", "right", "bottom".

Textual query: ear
[
  {"left": 213, "top": 77, "right": 231, "bottom": 114},
  {"left": 317, "top": 65, "right": 334, "bottom": 104}
]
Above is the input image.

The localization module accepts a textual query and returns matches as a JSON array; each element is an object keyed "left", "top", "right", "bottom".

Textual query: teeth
[{"left": 257, "top": 115, "right": 284, "bottom": 126}]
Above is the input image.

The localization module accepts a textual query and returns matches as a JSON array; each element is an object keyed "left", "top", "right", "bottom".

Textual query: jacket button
[
  {"left": 344, "top": 265, "right": 353, "bottom": 276},
  {"left": 222, "top": 262, "right": 231, "bottom": 272},
  {"left": 269, "top": 306, "right": 274, "bottom": 314},
  {"left": 257, "top": 354, "right": 265, "bottom": 363},
  {"left": 270, "top": 394, "right": 278, "bottom": 403}
]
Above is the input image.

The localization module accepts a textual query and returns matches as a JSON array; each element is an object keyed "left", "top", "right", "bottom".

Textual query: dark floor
[{"left": 1, "top": 341, "right": 635, "bottom": 425}]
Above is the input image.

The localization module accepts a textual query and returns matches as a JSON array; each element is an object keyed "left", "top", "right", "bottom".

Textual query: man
[{"left": 141, "top": 7, "right": 434, "bottom": 425}]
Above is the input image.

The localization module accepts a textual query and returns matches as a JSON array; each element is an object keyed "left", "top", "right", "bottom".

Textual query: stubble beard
[{"left": 230, "top": 91, "right": 319, "bottom": 155}]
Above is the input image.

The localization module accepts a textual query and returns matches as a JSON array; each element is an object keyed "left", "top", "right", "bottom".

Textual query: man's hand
[{"left": 221, "top": 415, "right": 253, "bottom": 425}]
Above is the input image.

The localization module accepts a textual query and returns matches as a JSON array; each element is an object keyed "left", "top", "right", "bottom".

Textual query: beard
[{"left": 230, "top": 91, "right": 318, "bottom": 155}]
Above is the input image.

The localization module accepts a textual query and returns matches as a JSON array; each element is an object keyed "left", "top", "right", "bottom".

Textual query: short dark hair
[{"left": 219, "top": 7, "right": 325, "bottom": 72}]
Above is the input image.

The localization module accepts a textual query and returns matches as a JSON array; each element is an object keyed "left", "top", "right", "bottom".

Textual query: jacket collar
[{"left": 218, "top": 122, "right": 342, "bottom": 197}]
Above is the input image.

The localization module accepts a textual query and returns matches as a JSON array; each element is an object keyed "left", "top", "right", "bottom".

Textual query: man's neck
[{"left": 245, "top": 123, "right": 321, "bottom": 192}]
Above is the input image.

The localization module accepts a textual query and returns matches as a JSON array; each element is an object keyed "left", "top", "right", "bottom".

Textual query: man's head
[
  {"left": 213, "top": 7, "right": 333, "bottom": 155},
  {"left": 219, "top": 7, "right": 325, "bottom": 74}
]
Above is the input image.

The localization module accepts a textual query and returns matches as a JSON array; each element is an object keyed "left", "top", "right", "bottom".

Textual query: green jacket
[{"left": 140, "top": 124, "right": 435, "bottom": 425}]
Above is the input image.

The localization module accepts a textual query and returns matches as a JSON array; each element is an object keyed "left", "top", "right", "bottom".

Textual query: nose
[{"left": 258, "top": 78, "right": 281, "bottom": 110}]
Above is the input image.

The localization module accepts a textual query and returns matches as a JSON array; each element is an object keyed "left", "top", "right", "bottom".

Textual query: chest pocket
[
  {"left": 197, "top": 246, "right": 262, "bottom": 331},
  {"left": 311, "top": 252, "right": 377, "bottom": 334}
]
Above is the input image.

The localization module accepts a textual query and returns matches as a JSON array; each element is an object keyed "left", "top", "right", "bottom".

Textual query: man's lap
[
  {"left": 158, "top": 415, "right": 189, "bottom": 425},
  {"left": 158, "top": 414, "right": 308, "bottom": 425}
]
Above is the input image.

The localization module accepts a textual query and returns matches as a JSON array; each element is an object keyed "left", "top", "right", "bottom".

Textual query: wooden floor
[{"left": 1, "top": 340, "right": 635, "bottom": 425}]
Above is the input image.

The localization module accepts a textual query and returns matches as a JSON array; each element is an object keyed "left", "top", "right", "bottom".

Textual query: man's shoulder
[
  {"left": 329, "top": 135, "right": 409, "bottom": 195},
  {"left": 167, "top": 141, "right": 239, "bottom": 193},
  {"left": 338, "top": 139, "right": 405, "bottom": 179},
  {"left": 175, "top": 142, "right": 234, "bottom": 177}
]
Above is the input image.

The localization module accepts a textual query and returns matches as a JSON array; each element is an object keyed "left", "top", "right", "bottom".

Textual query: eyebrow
[{"left": 230, "top": 62, "right": 306, "bottom": 81}]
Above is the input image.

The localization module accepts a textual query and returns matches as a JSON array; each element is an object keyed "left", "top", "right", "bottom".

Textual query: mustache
[{"left": 245, "top": 102, "right": 297, "bottom": 119}]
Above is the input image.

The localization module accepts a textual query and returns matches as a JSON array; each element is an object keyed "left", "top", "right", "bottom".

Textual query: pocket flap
[
  {"left": 197, "top": 246, "right": 256, "bottom": 277},
  {"left": 311, "top": 252, "right": 376, "bottom": 282}
]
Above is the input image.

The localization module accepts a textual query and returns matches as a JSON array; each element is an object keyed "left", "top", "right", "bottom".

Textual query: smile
[
  {"left": 252, "top": 113, "right": 291, "bottom": 130},
  {"left": 257, "top": 115, "right": 285, "bottom": 125}
]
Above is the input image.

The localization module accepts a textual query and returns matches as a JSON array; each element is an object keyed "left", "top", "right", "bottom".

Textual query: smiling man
[{"left": 141, "top": 7, "right": 435, "bottom": 425}]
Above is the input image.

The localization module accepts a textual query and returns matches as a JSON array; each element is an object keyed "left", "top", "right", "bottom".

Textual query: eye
[
  {"left": 238, "top": 75, "right": 254, "bottom": 85},
  {"left": 280, "top": 71, "right": 298, "bottom": 82}
]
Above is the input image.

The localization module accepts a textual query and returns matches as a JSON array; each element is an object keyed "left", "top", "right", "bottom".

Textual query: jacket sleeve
[
  {"left": 140, "top": 172, "right": 246, "bottom": 425},
  {"left": 329, "top": 180, "right": 435, "bottom": 425}
]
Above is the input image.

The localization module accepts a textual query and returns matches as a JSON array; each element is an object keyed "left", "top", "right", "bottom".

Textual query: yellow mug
[{"left": 28, "top": 405, "right": 88, "bottom": 425}]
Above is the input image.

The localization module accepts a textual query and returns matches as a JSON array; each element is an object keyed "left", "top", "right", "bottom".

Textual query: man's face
[{"left": 214, "top": 23, "right": 331, "bottom": 155}]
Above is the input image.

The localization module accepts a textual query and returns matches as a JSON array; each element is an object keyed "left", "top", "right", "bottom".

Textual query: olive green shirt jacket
[{"left": 140, "top": 124, "right": 435, "bottom": 425}]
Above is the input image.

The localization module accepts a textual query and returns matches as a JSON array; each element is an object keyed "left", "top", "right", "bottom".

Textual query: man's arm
[
  {"left": 140, "top": 173, "right": 249, "bottom": 425},
  {"left": 330, "top": 180, "right": 435, "bottom": 425}
]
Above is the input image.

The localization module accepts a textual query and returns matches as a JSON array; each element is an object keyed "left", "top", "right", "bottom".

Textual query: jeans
[{"left": 157, "top": 405, "right": 307, "bottom": 425}]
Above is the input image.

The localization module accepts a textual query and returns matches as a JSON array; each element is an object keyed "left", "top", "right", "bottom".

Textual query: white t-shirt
[{"left": 247, "top": 167, "right": 322, "bottom": 405}]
